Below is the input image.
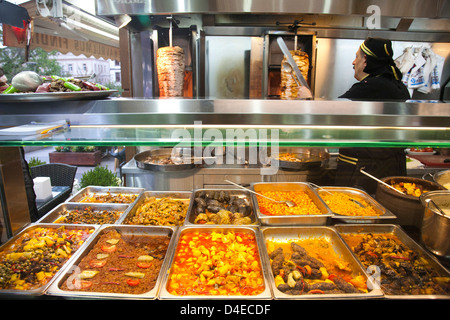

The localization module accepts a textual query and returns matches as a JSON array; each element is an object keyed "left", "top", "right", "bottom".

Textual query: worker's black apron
[{"left": 335, "top": 148, "right": 406, "bottom": 195}]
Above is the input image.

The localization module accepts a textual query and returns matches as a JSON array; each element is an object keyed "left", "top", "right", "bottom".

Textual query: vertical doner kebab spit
[
  {"left": 156, "top": 46, "right": 185, "bottom": 97},
  {"left": 156, "top": 16, "right": 185, "bottom": 97},
  {"left": 280, "top": 50, "right": 309, "bottom": 100}
]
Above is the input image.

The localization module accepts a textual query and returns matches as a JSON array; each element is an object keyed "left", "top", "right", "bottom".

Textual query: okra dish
[
  {"left": 0, "top": 226, "right": 93, "bottom": 291},
  {"left": 61, "top": 229, "right": 170, "bottom": 294},
  {"left": 267, "top": 238, "right": 368, "bottom": 295},
  {"left": 166, "top": 230, "right": 265, "bottom": 296}
]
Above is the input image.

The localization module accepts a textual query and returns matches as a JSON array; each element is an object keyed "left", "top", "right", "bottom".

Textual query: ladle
[
  {"left": 224, "top": 180, "right": 296, "bottom": 207},
  {"left": 359, "top": 168, "right": 405, "bottom": 195},
  {"left": 428, "top": 199, "right": 447, "bottom": 216}
]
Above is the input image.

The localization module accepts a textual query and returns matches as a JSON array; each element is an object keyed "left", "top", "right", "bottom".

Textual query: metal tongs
[{"left": 276, "top": 36, "right": 312, "bottom": 99}]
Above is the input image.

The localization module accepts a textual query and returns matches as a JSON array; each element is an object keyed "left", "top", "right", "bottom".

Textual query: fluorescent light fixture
[
  {"left": 115, "top": 14, "right": 131, "bottom": 29},
  {"left": 65, "top": 18, "right": 119, "bottom": 41}
]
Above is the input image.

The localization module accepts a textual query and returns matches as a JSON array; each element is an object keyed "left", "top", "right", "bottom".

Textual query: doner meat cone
[
  {"left": 156, "top": 46, "right": 185, "bottom": 97},
  {"left": 280, "top": 50, "right": 309, "bottom": 99}
]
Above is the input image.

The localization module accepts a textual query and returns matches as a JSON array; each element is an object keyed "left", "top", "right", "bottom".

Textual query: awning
[
  {"left": 2, "top": 1, "right": 120, "bottom": 62},
  {"left": 0, "top": 1, "right": 30, "bottom": 28}
]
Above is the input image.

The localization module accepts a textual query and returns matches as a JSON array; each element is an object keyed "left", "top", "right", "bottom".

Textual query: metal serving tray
[
  {"left": 0, "top": 223, "right": 98, "bottom": 297},
  {"left": 314, "top": 186, "right": 396, "bottom": 223},
  {"left": 259, "top": 226, "right": 383, "bottom": 299},
  {"left": 119, "top": 191, "right": 192, "bottom": 226},
  {"left": 46, "top": 224, "right": 177, "bottom": 300},
  {"left": 36, "top": 203, "right": 131, "bottom": 225},
  {"left": 335, "top": 224, "right": 450, "bottom": 299},
  {"left": 159, "top": 225, "right": 273, "bottom": 300},
  {"left": 66, "top": 186, "right": 144, "bottom": 204},
  {"left": 251, "top": 182, "right": 333, "bottom": 225},
  {"left": 184, "top": 188, "right": 259, "bottom": 226}
]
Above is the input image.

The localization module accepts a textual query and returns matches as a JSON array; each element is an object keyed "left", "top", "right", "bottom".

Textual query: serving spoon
[
  {"left": 224, "top": 180, "right": 296, "bottom": 207},
  {"left": 359, "top": 168, "right": 405, "bottom": 195},
  {"left": 309, "top": 182, "right": 366, "bottom": 208}
]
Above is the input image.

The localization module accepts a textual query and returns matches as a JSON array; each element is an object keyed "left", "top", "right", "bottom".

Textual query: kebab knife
[{"left": 276, "top": 36, "right": 312, "bottom": 94}]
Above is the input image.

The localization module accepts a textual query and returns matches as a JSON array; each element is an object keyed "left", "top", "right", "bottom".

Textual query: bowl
[
  {"left": 432, "top": 170, "right": 450, "bottom": 190},
  {"left": 375, "top": 176, "right": 446, "bottom": 227}
]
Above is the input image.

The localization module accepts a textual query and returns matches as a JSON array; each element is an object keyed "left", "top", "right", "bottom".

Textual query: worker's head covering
[{"left": 360, "top": 37, "right": 402, "bottom": 80}]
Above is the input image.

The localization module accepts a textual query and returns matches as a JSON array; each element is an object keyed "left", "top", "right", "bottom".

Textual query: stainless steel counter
[
  {"left": 121, "top": 154, "right": 448, "bottom": 191},
  {"left": 122, "top": 158, "right": 329, "bottom": 191},
  {"left": 0, "top": 99, "right": 449, "bottom": 147}
]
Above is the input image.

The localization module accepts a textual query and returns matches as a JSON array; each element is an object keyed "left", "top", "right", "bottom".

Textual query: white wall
[{"left": 54, "top": 52, "right": 120, "bottom": 85}]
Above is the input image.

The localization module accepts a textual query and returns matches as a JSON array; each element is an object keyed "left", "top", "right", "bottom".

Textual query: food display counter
[
  {"left": 1, "top": 0, "right": 450, "bottom": 305},
  {"left": 0, "top": 99, "right": 449, "bottom": 302}
]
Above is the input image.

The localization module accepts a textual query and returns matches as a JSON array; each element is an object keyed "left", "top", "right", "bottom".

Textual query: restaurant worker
[{"left": 335, "top": 37, "right": 410, "bottom": 194}]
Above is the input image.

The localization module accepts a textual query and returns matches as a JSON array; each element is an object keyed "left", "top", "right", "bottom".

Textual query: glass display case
[{"left": 1, "top": 98, "right": 449, "bottom": 241}]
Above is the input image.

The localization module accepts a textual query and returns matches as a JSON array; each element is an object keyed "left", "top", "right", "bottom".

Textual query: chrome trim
[{"left": 96, "top": 0, "right": 444, "bottom": 19}]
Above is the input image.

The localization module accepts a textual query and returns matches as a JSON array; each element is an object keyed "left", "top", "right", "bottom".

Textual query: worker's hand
[{"left": 298, "top": 86, "right": 313, "bottom": 99}]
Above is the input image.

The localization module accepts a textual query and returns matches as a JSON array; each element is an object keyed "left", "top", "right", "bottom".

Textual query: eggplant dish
[
  {"left": 192, "top": 190, "right": 253, "bottom": 225},
  {"left": 267, "top": 238, "right": 367, "bottom": 295},
  {"left": 61, "top": 229, "right": 169, "bottom": 294},
  {"left": 342, "top": 233, "right": 450, "bottom": 295}
]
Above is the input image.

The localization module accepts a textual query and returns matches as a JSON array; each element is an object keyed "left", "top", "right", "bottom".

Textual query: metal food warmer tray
[
  {"left": 0, "top": 223, "right": 99, "bottom": 297},
  {"left": 118, "top": 191, "right": 192, "bottom": 226},
  {"left": 46, "top": 224, "right": 178, "bottom": 300},
  {"left": 313, "top": 186, "right": 397, "bottom": 223},
  {"left": 66, "top": 186, "right": 145, "bottom": 205},
  {"left": 251, "top": 182, "right": 333, "bottom": 226},
  {"left": 184, "top": 188, "right": 259, "bottom": 226},
  {"left": 36, "top": 202, "right": 133, "bottom": 225},
  {"left": 259, "top": 226, "right": 384, "bottom": 299},
  {"left": 335, "top": 224, "right": 450, "bottom": 300},
  {"left": 158, "top": 225, "right": 273, "bottom": 300}
]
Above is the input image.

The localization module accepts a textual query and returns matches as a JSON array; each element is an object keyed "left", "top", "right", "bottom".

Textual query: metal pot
[
  {"left": 420, "top": 191, "right": 450, "bottom": 258},
  {"left": 375, "top": 176, "right": 446, "bottom": 227},
  {"left": 432, "top": 170, "right": 450, "bottom": 190},
  {"left": 134, "top": 148, "right": 195, "bottom": 172}
]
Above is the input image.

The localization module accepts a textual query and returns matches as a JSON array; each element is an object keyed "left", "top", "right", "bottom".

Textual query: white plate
[
  {"left": 406, "top": 157, "right": 423, "bottom": 169},
  {"left": 0, "top": 90, "right": 117, "bottom": 102},
  {"left": 405, "top": 148, "right": 436, "bottom": 155}
]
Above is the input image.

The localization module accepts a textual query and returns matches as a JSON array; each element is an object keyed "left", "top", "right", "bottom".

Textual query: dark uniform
[
  {"left": 340, "top": 73, "right": 410, "bottom": 101},
  {"left": 335, "top": 38, "right": 410, "bottom": 194}
]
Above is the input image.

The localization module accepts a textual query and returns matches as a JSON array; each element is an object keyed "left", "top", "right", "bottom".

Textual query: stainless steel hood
[
  {"left": 95, "top": 0, "right": 450, "bottom": 41},
  {"left": 96, "top": 0, "right": 448, "bottom": 19}
]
